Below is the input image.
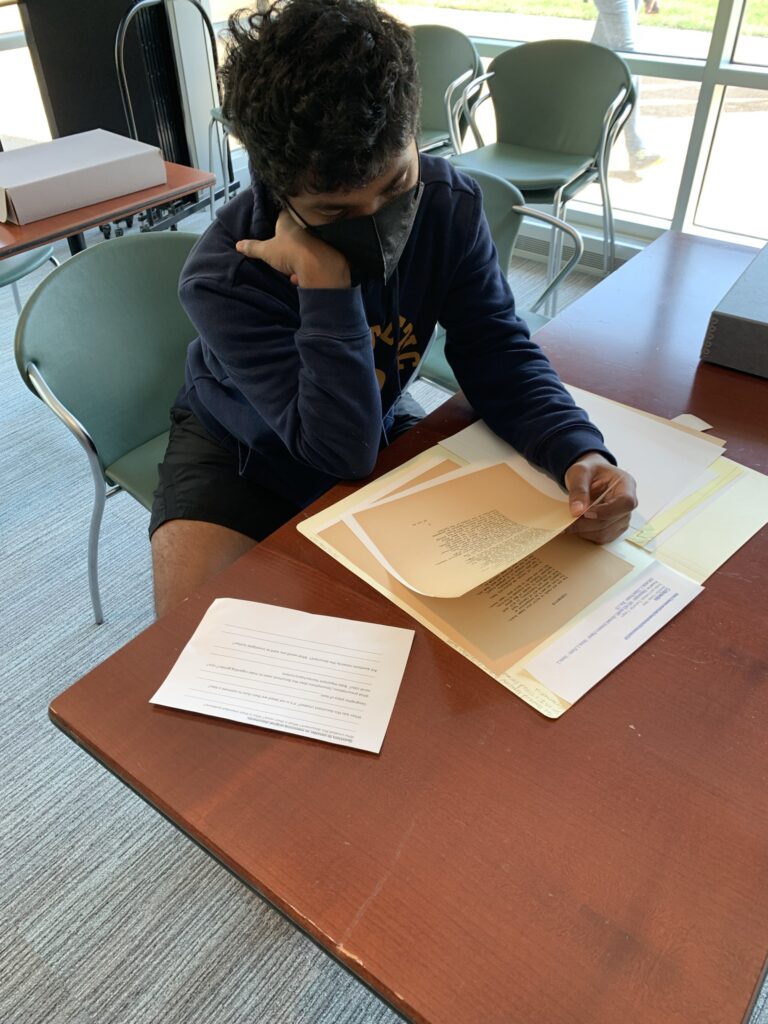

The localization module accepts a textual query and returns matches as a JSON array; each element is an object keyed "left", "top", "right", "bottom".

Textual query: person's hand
[
  {"left": 236, "top": 210, "right": 351, "bottom": 288},
  {"left": 564, "top": 451, "right": 637, "bottom": 544}
]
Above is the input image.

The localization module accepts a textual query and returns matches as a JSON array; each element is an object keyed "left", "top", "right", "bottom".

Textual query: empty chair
[
  {"left": 15, "top": 232, "right": 199, "bottom": 624},
  {"left": 452, "top": 40, "right": 633, "bottom": 302},
  {"left": 413, "top": 24, "right": 480, "bottom": 154},
  {"left": 416, "top": 168, "right": 584, "bottom": 393},
  {"left": 1, "top": 246, "right": 59, "bottom": 316}
]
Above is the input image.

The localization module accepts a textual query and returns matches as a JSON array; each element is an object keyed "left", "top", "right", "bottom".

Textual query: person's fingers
[
  {"left": 566, "top": 512, "right": 632, "bottom": 544},
  {"left": 564, "top": 461, "right": 637, "bottom": 543},
  {"left": 583, "top": 490, "right": 636, "bottom": 520},
  {"left": 567, "top": 506, "right": 629, "bottom": 531},
  {"left": 565, "top": 461, "right": 592, "bottom": 517},
  {"left": 235, "top": 238, "right": 264, "bottom": 259},
  {"left": 583, "top": 473, "right": 638, "bottom": 520},
  {"left": 575, "top": 511, "right": 631, "bottom": 534}
]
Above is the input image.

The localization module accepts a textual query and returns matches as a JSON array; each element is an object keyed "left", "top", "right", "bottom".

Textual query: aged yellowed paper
[{"left": 345, "top": 462, "right": 576, "bottom": 598}]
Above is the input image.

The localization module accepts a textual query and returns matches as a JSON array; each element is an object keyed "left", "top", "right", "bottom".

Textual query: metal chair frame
[
  {"left": 115, "top": 0, "right": 231, "bottom": 219},
  {"left": 414, "top": 25, "right": 481, "bottom": 157},
  {"left": 207, "top": 109, "right": 237, "bottom": 219},
  {"left": 415, "top": 171, "right": 585, "bottom": 395},
  {"left": 24, "top": 362, "right": 121, "bottom": 625},
  {"left": 458, "top": 62, "right": 633, "bottom": 311},
  {"left": 509, "top": 206, "right": 585, "bottom": 315},
  {"left": 15, "top": 231, "right": 198, "bottom": 625}
]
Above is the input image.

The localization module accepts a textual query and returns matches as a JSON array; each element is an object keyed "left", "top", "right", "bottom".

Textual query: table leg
[{"left": 67, "top": 233, "right": 87, "bottom": 255}]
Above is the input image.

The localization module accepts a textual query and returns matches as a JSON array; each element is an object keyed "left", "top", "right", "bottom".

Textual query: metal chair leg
[
  {"left": 544, "top": 193, "right": 566, "bottom": 317},
  {"left": 10, "top": 280, "right": 22, "bottom": 314},
  {"left": 26, "top": 363, "right": 108, "bottom": 624},
  {"left": 87, "top": 466, "right": 107, "bottom": 625},
  {"left": 599, "top": 166, "right": 615, "bottom": 276},
  {"left": 218, "top": 125, "right": 232, "bottom": 203},
  {"left": 207, "top": 118, "right": 217, "bottom": 221}
]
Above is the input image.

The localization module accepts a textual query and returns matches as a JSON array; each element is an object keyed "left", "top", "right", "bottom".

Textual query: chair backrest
[
  {"left": 413, "top": 24, "right": 480, "bottom": 139},
  {"left": 488, "top": 40, "right": 633, "bottom": 157},
  {"left": 15, "top": 231, "right": 199, "bottom": 471},
  {"left": 459, "top": 168, "right": 526, "bottom": 273}
]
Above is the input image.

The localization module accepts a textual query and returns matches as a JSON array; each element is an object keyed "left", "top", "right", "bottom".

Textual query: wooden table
[
  {"left": 49, "top": 231, "right": 768, "bottom": 1024},
  {"left": 0, "top": 161, "right": 215, "bottom": 258}
]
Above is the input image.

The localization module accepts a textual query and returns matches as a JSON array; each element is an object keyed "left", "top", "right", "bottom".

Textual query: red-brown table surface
[
  {"left": 50, "top": 231, "right": 768, "bottom": 1024},
  {"left": 0, "top": 161, "right": 215, "bottom": 258}
]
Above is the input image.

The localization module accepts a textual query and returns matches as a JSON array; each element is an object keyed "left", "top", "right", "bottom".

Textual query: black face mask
[{"left": 286, "top": 179, "right": 424, "bottom": 284}]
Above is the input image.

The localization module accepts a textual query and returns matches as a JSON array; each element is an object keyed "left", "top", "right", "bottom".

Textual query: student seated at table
[{"left": 150, "top": 0, "right": 637, "bottom": 617}]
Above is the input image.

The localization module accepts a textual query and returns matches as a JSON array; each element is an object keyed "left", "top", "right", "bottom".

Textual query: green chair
[
  {"left": 417, "top": 168, "right": 584, "bottom": 392},
  {"left": 452, "top": 40, "right": 634, "bottom": 305},
  {"left": 413, "top": 24, "right": 481, "bottom": 154},
  {"left": 15, "top": 231, "right": 199, "bottom": 624},
  {"left": 1, "top": 246, "right": 59, "bottom": 315}
]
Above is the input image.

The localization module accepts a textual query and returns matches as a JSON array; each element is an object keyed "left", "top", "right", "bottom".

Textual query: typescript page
[{"left": 345, "top": 462, "right": 577, "bottom": 598}]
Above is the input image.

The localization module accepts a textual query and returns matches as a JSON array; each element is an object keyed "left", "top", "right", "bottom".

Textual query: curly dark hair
[{"left": 219, "top": 0, "right": 420, "bottom": 197}]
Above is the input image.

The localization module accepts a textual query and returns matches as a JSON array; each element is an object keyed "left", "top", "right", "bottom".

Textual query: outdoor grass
[{"left": 390, "top": 0, "right": 768, "bottom": 36}]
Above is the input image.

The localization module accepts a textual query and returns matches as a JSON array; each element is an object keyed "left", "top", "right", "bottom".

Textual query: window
[
  {"left": 383, "top": 0, "right": 768, "bottom": 244},
  {"left": 0, "top": 3, "right": 50, "bottom": 149},
  {"left": 695, "top": 86, "right": 768, "bottom": 239},
  {"left": 733, "top": 0, "right": 768, "bottom": 64}
]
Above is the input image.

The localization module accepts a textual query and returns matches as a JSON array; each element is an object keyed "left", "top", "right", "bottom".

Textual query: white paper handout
[
  {"left": 150, "top": 598, "right": 415, "bottom": 753},
  {"left": 525, "top": 563, "right": 703, "bottom": 704}
]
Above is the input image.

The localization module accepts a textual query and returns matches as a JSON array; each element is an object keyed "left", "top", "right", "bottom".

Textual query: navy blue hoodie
[{"left": 178, "top": 154, "right": 613, "bottom": 506}]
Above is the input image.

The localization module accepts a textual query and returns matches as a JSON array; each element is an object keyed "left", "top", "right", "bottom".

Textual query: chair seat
[
  {"left": 418, "top": 129, "right": 451, "bottom": 152},
  {"left": 453, "top": 144, "right": 594, "bottom": 193},
  {"left": 106, "top": 431, "right": 169, "bottom": 508},
  {"left": 0, "top": 246, "right": 55, "bottom": 287}
]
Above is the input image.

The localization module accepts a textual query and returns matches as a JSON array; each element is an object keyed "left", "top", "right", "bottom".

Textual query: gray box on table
[{"left": 700, "top": 241, "right": 768, "bottom": 379}]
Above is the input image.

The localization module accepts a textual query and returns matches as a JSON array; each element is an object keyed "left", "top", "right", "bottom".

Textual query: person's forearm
[
  {"left": 180, "top": 275, "right": 383, "bottom": 479},
  {"left": 290, "top": 286, "right": 383, "bottom": 477},
  {"left": 450, "top": 329, "right": 613, "bottom": 483}
]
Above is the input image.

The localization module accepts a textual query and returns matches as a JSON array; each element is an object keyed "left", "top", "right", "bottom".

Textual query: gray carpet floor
[{"left": 2, "top": 198, "right": 766, "bottom": 1024}]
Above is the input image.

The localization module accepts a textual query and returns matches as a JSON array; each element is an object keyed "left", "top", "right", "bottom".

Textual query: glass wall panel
[
  {"left": 209, "top": 0, "right": 240, "bottom": 21},
  {"left": 385, "top": 1, "right": 716, "bottom": 59},
  {"left": 0, "top": 7, "right": 51, "bottom": 149},
  {"left": 0, "top": 7, "right": 22, "bottom": 33},
  {"left": 694, "top": 86, "right": 768, "bottom": 238},
  {"left": 733, "top": 0, "right": 768, "bottom": 65}
]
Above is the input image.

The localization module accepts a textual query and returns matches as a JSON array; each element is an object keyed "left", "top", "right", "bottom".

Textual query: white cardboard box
[{"left": 0, "top": 129, "right": 167, "bottom": 225}]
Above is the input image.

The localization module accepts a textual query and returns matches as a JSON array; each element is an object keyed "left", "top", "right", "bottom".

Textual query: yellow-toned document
[
  {"left": 344, "top": 462, "right": 578, "bottom": 599},
  {"left": 298, "top": 449, "right": 636, "bottom": 717}
]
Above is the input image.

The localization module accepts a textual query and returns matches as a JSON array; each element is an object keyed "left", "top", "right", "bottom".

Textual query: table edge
[
  {"left": 47, "top": 703, "right": 419, "bottom": 1023},
  {"left": 0, "top": 162, "right": 216, "bottom": 257}
]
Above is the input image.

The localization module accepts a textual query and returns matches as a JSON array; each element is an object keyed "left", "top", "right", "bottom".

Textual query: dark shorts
[
  {"left": 149, "top": 397, "right": 425, "bottom": 542},
  {"left": 149, "top": 408, "right": 302, "bottom": 542}
]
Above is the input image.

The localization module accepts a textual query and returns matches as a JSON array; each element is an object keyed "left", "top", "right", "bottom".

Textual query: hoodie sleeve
[
  {"left": 179, "top": 264, "right": 384, "bottom": 480},
  {"left": 439, "top": 182, "right": 615, "bottom": 484}
]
